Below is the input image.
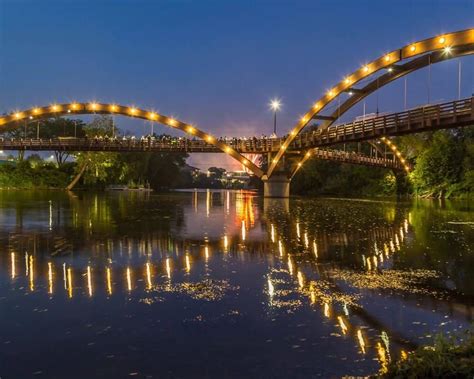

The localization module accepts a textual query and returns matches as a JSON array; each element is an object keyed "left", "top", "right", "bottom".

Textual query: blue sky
[{"left": 0, "top": 0, "right": 472, "bottom": 169}]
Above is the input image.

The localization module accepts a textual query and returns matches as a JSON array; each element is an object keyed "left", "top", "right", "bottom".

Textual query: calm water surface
[{"left": 0, "top": 190, "right": 473, "bottom": 378}]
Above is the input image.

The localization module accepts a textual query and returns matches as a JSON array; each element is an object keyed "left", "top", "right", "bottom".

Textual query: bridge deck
[{"left": 292, "top": 97, "right": 474, "bottom": 149}]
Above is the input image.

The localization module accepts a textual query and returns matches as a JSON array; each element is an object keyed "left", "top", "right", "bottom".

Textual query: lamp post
[{"left": 269, "top": 99, "right": 281, "bottom": 136}]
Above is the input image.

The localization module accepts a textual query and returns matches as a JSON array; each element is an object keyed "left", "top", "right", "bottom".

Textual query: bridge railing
[{"left": 293, "top": 97, "right": 474, "bottom": 148}]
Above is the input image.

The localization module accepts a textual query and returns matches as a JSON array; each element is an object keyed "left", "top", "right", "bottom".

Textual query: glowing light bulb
[
  {"left": 269, "top": 99, "right": 281, "bottom": 111},
  {"left": 410, "top": 45, "right": 416, "bottom": 52},
  {"left": 384, "top": 54, "right": 391, "bottom": 62},
  {"left": 438, "top": 36, "right": 446, "bottom": 44}
]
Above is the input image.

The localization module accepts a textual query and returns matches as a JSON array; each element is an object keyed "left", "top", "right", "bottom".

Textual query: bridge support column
[{"left": 263, "top": 173, "right": 291, "bottom": 198}]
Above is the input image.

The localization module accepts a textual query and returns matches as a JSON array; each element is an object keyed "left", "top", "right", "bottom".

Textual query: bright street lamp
[{"left": 269, "top": 98, "right": 281, "bottom": 135}]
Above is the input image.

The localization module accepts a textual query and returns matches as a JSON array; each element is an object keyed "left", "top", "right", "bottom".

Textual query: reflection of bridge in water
[
  {"left": 1, "top": 29, "right": 473, "bottom": 196},
  {"left": 1, "top": 192, "right": 473, "bottom": 372}
]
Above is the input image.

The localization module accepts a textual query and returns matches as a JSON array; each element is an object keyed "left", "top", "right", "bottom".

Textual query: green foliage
[
  {"left": 292, "top": 160, "right": 397, "bottom": 197},
  {"left": 377, "top": 331, "right": 474, "bottom": 378},
  {"left": 0, "top": 160, "right": 71, "bottom": 188},
  {"left": 405, "top": 127, "right": 474, "bottom": 198}
]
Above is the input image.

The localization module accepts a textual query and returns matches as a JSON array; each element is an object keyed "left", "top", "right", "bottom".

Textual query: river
[{"left": 0, "top": 190, "right": 472, "bottom": 378}]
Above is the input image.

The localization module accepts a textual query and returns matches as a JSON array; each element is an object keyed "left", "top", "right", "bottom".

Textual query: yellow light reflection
[
  {"left": 204, "top": 246, "right": 209, "bottom": 260},
  {"left": 313, "top": 241, "right": 318, "bottom": 258},
  {"left": 48, "top": 262, "right": 53, "bottom": 294},
  {"left": 126, "top": 267, "right": 132, "bottom": 291},
  {"left": 278, "top": 240, "right": 284, "bottom": 257},
  {"left": 271, "top": 224, "right": 275, "bottom": 243},
  {"left": 29, "top": 256, "right": 34, "bottom": 291},
  {"left": 376, "top": 342, "right": 389, "bottom": 374},
  {"left": 146, "top": 262, "right": 152, "bottom": 290},
  {"left": 67, "top": 267, "right": 73, "bottom": 298},
  {"left": 241, "top": 220, "right": 246, "bottom": 241},
  {"left": 288, "top": 257, "right": 294, "bottom": 275},
  {"left": 106, "top": 267, "right": 112, "bottom": 295},
  {"left": 185, "top": 254, "right": 191, "bottom": 273},
  {"left": 304, "top": 232, "right": 309, "bottom": 248},
  {"left": 87, "top": 265, "right": 93, "bottom": 297},
  {"left": 296, "top": 222, "right": 300, "bottom": 238},
  {"left": 223, "top": 235, "right": 229, "bottom": 251},
  {"left": 166, "top": 258, "right": 171, "bottom": 279},
  {"left": 338, "top": 316, "right": 348, "bottom": 335},
  {"left": 11, "top": 252, "right": 15, "bottom": 279},
  {"left": 323, "top": 302, "right": 330, "bottom": 318},
  {"left": 297, "top": 271, "right": 304, "bottom": 289},
  {"left": 357, "top": 329, "right": 366, "bottom": 354}
]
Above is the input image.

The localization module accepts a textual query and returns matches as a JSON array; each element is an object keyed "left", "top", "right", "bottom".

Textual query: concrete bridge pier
[{"left": 263, "top": 173, "right": 291, "bottom": 198}]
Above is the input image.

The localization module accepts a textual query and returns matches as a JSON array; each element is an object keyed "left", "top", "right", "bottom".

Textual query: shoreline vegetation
[
  {"left": 0, "top": 117, "right": 472, "bottom": 198},
  {"left": 373, "top": 331, "right": 474, "bottom": 378}
]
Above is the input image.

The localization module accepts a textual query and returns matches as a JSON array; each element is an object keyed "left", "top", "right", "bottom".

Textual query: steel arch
[
  {"left": 0, "top": 102, "right": 264, "bottom": 177},
  {"left": 267, "top": 28, "right": 474, "bottom": 178}
]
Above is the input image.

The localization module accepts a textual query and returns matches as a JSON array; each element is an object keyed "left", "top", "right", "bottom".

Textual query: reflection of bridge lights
[
  {"left": 185, "top": 254, "right": 191, "bottom": 273},
  {"left": 278, "top": 240, "right": 283, "bottom": 256},
  {"left": 48, "top": 262, "right": 53, "bottom": 294},
  {"left": 323, "top": 302, "right": 330, "bottom": 318},
  {"left": 67, "top": 267, "right": 73, "bottom": 298},
  {"left": 268, "top": 278, "right": 274, "bottom": 297},
  {"left": 287, "top": 257, "right": 293, "bottom": 275},
  {"left": 297, "top": 271, "right": 304, "bottom": 289},
  {"left": 241, "top": 220, "right": 246, "bottom": 241},
  {"left": 204, "top": 246, "right": 209, "bottom": 260},
  {"left": 29, "top": 256, "right": 34, "bottom": 291},
  {"left": 126, "top": 267, "right": 132, "bottom": 291},
  {"left": 106, "top": 267, "right": 112, "bottom": 295},
  {"left": 11, "top": 253, "right": 15, "bottom": 279},
  {"left": 63, "top": 263, "right": 67, "bottom": 289},
  {"left": 223, "top": 235, "right": 229, "bottom": 250},
  {"left": 271, "top": 224, "right": 275, "bottom": 243},
  {"left": 338, "top": 316, "right": 348, "bottom": 335},
  {"left": 87, "top": 265, "right": 93, "bottom": 297},
  {"left": 146, "top": 262, "right": 152, "bottom": 289},
  {"left": 313, "top": 241, "right": 318, "bottom": 258},
  {"left": 357, "top": 329, "right": 366, "bottom": 354},
  {"left": 166, "top": 258, "right": 171, "bottom": 279}
]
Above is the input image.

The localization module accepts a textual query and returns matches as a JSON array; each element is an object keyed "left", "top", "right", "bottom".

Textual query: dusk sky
[{"left": 1, "top": 0, "right": 473, "bottom": 169}]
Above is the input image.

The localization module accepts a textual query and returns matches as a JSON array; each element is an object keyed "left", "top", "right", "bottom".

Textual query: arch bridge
[{"left": 1, "top": 28, "right": 473, "bottom": 196}]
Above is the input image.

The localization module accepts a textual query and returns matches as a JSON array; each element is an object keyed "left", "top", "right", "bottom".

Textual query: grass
[{"left": 375, "top": 330, "right": 474, "bottom": 378}]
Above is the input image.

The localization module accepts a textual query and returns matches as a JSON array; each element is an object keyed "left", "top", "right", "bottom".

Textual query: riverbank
[{"left": 375, "top": 331, "right": 474, "bottom": 378}]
